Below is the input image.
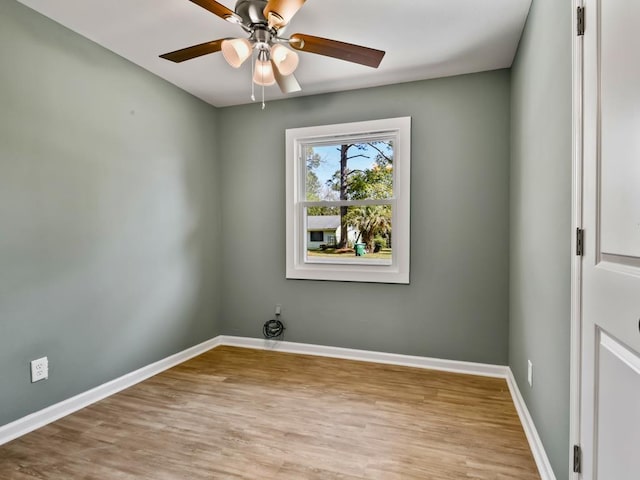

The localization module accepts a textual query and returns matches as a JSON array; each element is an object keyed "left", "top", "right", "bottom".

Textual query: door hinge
[
  {"left": 576, "top": 228, "right": 584, "bottom": 256},
  {"left": 573, "top": 444, "right": 582, "bottom": 473},
  {"left": 577, "top": 6, "right": 585, "bottom": 36}
]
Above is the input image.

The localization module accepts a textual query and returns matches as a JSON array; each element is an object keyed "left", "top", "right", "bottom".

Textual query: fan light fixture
[
  {"left": 221, "top": 40, "right": 300, "bottom": 87},
  {"left": 271, "top": 44, "right": 299, "bottom": 76},
  {"left": 253, "top": 50, "right": 276, "bottom": 86},
  {"left": 221, "top": 38, "right": 252, "bottom": 68}
]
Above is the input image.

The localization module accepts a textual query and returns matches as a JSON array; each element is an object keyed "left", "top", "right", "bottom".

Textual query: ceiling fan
[{"left": 160, "top": 0, "right": 386, "bottom": 97}]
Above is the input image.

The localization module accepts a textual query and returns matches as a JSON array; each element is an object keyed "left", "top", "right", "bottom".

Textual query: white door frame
[{"left": 570, "top": 0, "right": 584, "bottom": 478}]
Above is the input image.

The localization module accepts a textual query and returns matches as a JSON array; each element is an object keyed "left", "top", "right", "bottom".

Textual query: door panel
[
  {"left": 581, "top": 0, "right": 640, "bottom": 478},
  {"left": 599, "top": 0, "right": 640, "bottom": 258},
  {"left": 595, "top": 331, "right": 640, "bottom": 478}
]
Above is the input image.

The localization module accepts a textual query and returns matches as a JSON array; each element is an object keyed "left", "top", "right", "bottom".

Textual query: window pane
[
  {"left": 309, "top": 231, "right": 324, "bottom": 242},
  {"left": 304, "top": 141, "right": 394, "bottom": 202},
  {"left": 305, "top": 206, "right": 392, "bottom": 264}
]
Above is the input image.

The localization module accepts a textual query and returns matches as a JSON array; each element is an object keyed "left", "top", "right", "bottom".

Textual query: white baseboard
[
  {"left": 505, "top": 369, "right": 557, "bottom": 480},
  {"left": 219, "top": 335, "right": 509, "bottom": 377},
  {"left": 0, "top": 336, "right": 222, "bottom": 446},
  {"left": 0, "top": 334, "right": 555, "bottom": 480}
]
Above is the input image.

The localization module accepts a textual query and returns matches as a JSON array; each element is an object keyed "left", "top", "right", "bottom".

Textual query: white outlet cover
[
  {"left": 527, "top": 359, "right": 533, "bottom": 387},
  {"left": 31, "top": 357, "right": 49, "bottom": 382}
]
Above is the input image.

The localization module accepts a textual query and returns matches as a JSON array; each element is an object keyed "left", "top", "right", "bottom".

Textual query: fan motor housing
[{"left": 235, "top": 0, "right": 268, "bottom": 26}]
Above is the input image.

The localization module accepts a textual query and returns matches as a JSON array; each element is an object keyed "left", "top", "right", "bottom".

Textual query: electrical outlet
[
  {"left": 31, "top": 357, "right": 48, "bottom": 383},
  {"left": 527, "top": 359, "right": 533, "bottom": 387},
  {"left": 275, "top": 304, "right": 282, "bottom": 316}
]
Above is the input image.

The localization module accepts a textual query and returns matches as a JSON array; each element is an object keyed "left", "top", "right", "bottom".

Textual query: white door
[{"left": 580, "top": 0, "right": 640, "bottom": 478}]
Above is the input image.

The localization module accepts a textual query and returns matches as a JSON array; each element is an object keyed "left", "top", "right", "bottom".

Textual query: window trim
[{"left": 286, "top": 117, "right": 411, "bottom": 284}]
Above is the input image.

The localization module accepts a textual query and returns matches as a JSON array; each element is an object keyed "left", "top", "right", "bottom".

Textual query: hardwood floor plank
[{"left": 0, "top": 346, "right": 540, "bottom": 479}]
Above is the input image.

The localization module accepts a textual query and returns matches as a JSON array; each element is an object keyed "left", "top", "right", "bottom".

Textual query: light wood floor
[{"left": 0, "top": 346, "right": 540, "bottom": 479}]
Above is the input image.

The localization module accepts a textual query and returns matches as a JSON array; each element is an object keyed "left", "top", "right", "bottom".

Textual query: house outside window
[{"left": 286, "top": 117, "right": 411, "bottom": 284}]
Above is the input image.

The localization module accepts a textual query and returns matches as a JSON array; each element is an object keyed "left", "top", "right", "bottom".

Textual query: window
[
  {"left": 309, "top": 231, "right": 324, "bottom": 242},
  {"left": 286, "top": 117, "right": 411, "bottom": 283}
]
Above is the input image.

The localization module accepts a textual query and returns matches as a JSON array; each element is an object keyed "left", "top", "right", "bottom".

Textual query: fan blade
[
  {"left": 272, "top": 61, "right": 302, "bottom": 94},
  {"left": 264, "top": 0, "right": 306, "bottom": 28},
  {"left": 160, "top": 39, "right": 226, "bottom": 63},
  {"left": 189, "top": 0, "right": 237, "bottom": 21},
  {"left": 289, "top": 34, "right": 385, "bottom": 68}
]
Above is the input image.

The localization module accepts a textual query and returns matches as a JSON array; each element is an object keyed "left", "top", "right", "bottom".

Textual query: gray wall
[
  {"left": 2, "top": 5, "right": 572, "bottom": 476},
  {"left": 218, "top": 71, "right": 511, "bottom": 365},
  {"left": 0, "top": 1, "right": 222, "bottom": 425},
  {"left": 509, "top": 0, "right": 572, "bottom": 476}
]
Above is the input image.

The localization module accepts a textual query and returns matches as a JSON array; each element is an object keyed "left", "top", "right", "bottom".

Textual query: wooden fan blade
[
  {"left": 160, "top": 39, "right": 226, "bottom": 63},
  {"left": 272, "top": 61, "right": 302, "bottom": 94},
  {"left": 264, "top": 0, "right": 306, "bottom": 28},
  {"left": 289, "top": 34, "right": 385, "bottom": 68},
  {"left": 189, "top": 0, "right": 236, "bottom": 20}
]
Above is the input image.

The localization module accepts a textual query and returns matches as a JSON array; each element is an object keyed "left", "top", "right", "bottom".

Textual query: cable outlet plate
[{"left": 31, "top": 356, "right": 49, "bottom": 383}]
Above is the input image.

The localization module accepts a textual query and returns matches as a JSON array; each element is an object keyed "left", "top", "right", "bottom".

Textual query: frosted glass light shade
[
  {"left": 253, "top": 59, "right": 276, "bottom": 86},
  {"left": 221, "top": 38, "right": 252, "bottom": 68},
  {"left": 271, "top": 44, "right": 299, "bottom": 76}
]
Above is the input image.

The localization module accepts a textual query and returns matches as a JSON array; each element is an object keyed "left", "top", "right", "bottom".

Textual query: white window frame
[{"left": 286, "top": 117, "right": 411, "bottom": 284}]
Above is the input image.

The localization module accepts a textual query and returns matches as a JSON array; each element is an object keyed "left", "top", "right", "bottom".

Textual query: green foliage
[
  {"left": 305, "top": 146, "right": 339, "bottom": 216},
  {"left": 346, "top": 205, "right": 392, "bottom": 251},
  {"left": 307, "top": 205, "right": 339, "bottom": 216},
  {"left": 325, "top": 141, "right": 393, "bottom": 200},
  {"left": 305, "top": 146, "right": 322, "bottom": 170},
  {"left": 373, "top": 235, "right": 387, "bottom": 253},
  {"left": 373, "top": 236, "right": 387, "bottom": 248},
  {"left": 306, "top": 170, "right": 322, "bottom": 201}
]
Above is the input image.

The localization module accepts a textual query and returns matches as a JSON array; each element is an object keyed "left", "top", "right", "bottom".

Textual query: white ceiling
[{"left": 17, "top": 0, "right": 532, "bottom": 107}]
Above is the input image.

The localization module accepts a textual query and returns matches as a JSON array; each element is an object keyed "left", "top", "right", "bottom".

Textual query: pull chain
[
  {"left": 250, "top": 49, "right": 256, "bottom": 102},
  {"left": 260, "top": 54, "right": 265, "bottom": 110}
]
